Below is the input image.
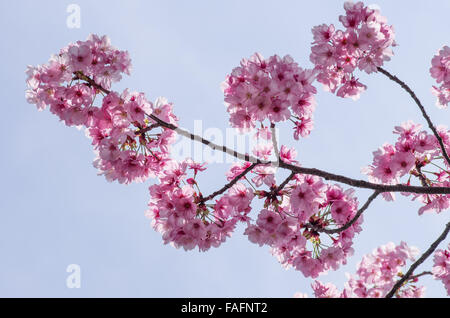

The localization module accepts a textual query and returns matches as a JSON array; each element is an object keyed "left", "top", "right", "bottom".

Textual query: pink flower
[
  {"left": 290, "top": 183, "right": 321, "bottom": 218},
  {"left": 311, "top": 281, "right": 341, "bottom": 298},
  {"left": 430, "top": 46, "right": 450, "bottom": 108},
  {"left": 227, "top": 183, "right": 254, "bottom": 212},
  {"left": 320, "top": 246, "right": 345, "bottom": 271},
  {"left": 68, "top": 44, "right": 93, "bottom": 71},
  {"left": 252, "top": 143, "right": 273, "bottom": 160},
  {"left": 268, "top": 99, "right": 291, "bottom": 122},
  {"left": 391, "top": 151, "right": 415, "bottom": 176},
  {"left": 244, "top": 225, "right": 267, "bottom": 246},
  {"left": 280, "top": 145, "right": 298, "bottom": 164},
  {"left": 186, "top": 160, "right": 207, "bottom": 176},
  {"left": 312, "top": 24, "right": 335, "bottom": 44},
  {"left": 123, "top": 92, "right": 152, "bottom": 125},
  {"left": 293, "top": 117, "right": 314, "bottom": 139},
  {"left": 432, "top": 244, "right": 450, "bottom": 295},
  {"left": 336, "top": 76, "right": 367, "bottom": 100},
  {"left": 226, "top": 162, "right": 253, "bottom": 181},
  {"left": 256, "top": 209, "right": 282, "bottom": 233},
  {"left": 430, "top": 46, "right": 450, "bottom": 84},
  {"left": 254, "top": 126, "right": 272, "bottom": 140},
  {"left": 251, "top": 165, "right": 276, "bottom": 187},
  {"left": 331, "top": 200, "right": 354, "bottom": 225}
]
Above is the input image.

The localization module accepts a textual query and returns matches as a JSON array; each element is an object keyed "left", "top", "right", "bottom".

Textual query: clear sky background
[{"left": 0, "top": 0, "right": 449, "bottom": 297}]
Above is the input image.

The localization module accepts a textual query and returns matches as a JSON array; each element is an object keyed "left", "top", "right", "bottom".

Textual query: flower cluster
[
  {"left": 430, "top": 46, "right": 450, "bottom": 109},
  {"left": 432, "top": 243, "right": 450, "bottom": 295},
  {"left": 26, "top": 34, "right": 131, "bottom": 113},
  {"left": 146, "top": 160, "right": 256, "bottom": 251},
  {"left": 310, "top": 1, "right": 395, "bottom": 100},
  {"left": 222, "top": 53, "right": 317, "bottom": 140},
  {"left": 363, "top": 121, "right": 450, "bottom": 214},
  {"left": 299, "top": 242, "right": 425, "bottom": 298},
  {"left": 25, "top": 34, "right": 179, "bottom": 184},
  {"left": 90, "top": 94, "right": 178, "bottom": 184},
  {"left": 244, "top": 173, "right": 362, "bottom": 278}
]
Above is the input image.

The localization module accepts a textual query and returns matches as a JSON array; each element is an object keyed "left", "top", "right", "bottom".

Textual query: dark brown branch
[
  {"left": 277, "top": 172, "right": 296, "bottom": 192},
  {"left": 409, "top": 270, "right": 433, "bottom": 281},
  {"left": 76, "top": 72, "right": 450, "bottom": 196},
  {"left": 135, "top": 123, "right": 160, "bottom": 135},
  {"left": 377, "top": 67, "right": 450, "bottom": 166},
  {"left": 74, "top": 71, "right": 264, "bottom": 164},
  {"left": 278, "top": 161, "right": 450, "bottom": 195},
  {"left": 385, "top": 221, "right": 450, "bottom": 298},
  {"left": 200, "top": 163, "right": 258, "bottom": 203},
  {"left": 415, "top": 163, "right": 429, "bottom": 187}
]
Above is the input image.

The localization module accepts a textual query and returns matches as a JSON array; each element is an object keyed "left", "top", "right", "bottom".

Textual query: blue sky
[{"left": 0, "top": 0, "right": 449, "bottom": 297}]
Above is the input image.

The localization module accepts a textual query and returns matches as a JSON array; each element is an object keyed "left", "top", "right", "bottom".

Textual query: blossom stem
[
  {"left": 377, "top": 67, "right": 450, "bottom": 166},
  {"left": 201, "top": 162, "right": 258, "bottom": 203},
  {"left": 277, "top": 172, "right": 296, "bottom": 192},
  {"left": 409, "top": 270, "right": 433, "bottom": 281}
]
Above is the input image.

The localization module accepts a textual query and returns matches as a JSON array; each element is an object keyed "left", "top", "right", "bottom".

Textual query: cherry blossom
[
  {"left": 363, "top": 121, "right": 450, "bottom": 214},
  {"left": 299, "top": 242, "right": 426, "bottom": 298},
  {"left": 245, "top": 174, "right": 362, "bottom": 278},
  {"left": 24, "top": 1, "right": 450, "bottom": 299},
  {"left": 222, "top": 53, "right": 318, "bottom": 140},
  {"left": 26, "top": 34, "right": 179, "bottom": 184},
  {"left": 432, "top": 243, "right": 450, "bottom": 295},
  {"left": 430, "top": 46, "right": 450, "bottom": 109},
  {"left": 310, "top": 1, "right": 395, "bottom": 100}
]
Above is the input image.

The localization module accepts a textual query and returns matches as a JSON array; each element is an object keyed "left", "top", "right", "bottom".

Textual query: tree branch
[
  {"left": 377, "top": 67, "right": 450, "bottom": 166},
  {"left": 76, "top": 72, "right": 450, "bottom": 196},
  {"left": 74, "top": 71, "right": 265, "bottom": 164},
  {"left": 200, "top": 162, "right": 258, "bottom": 203},
  {"left": 409, "top": 270, "right": 433, "bottom": 281},
  {"left": 277, "top": 171, "right": 296, "bottom": 192},
  {"left": 280, "top": 161, "right": 450, "bottom": 194},
  {"left": 278, "top": 161, "right": 450, "bottom": 195},
  {"left": 385, "top": 221, "right": 450, "bottom": 298}
]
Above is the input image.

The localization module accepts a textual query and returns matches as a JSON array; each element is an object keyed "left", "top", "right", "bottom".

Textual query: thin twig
[
  {"left": 277, "top": 171, "right": 296, "bottom": 192},
  {"left": 409, "top": 271, "right": 433, "bottom": 281},
  {"left": 306, "top": 190, "right": 381, "bottom": 234},
  {"left": 415, "top": 164, "right": 429, "bottom": 187},
  {"left": 200, "top": 162, "right": 258, "bottom": 203},
  {"left": 377, "top": 67, "right": 450, "bottom": 166},
  {"left": 385, "top": 221, "right": 450, "bottom": 298}
]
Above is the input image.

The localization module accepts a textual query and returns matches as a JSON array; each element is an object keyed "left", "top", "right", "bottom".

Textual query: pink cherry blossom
[
  {"left": 297, "top": 242, "right": 425, "bottom": 298},
  {"left": 430, "top": 46, "right": 450, "bottom": 108},
  {"left": 432, "top": 243, "right": 450, "bottom": 295},
  {"left": 363, "top": 121, "right": 450, "bottom": 215},
  {"left": 310, "top": 1, "right": 395, "bottom": 99},
  {"left": 222, "top": 53, "right": 317, "bottom": 137}
]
